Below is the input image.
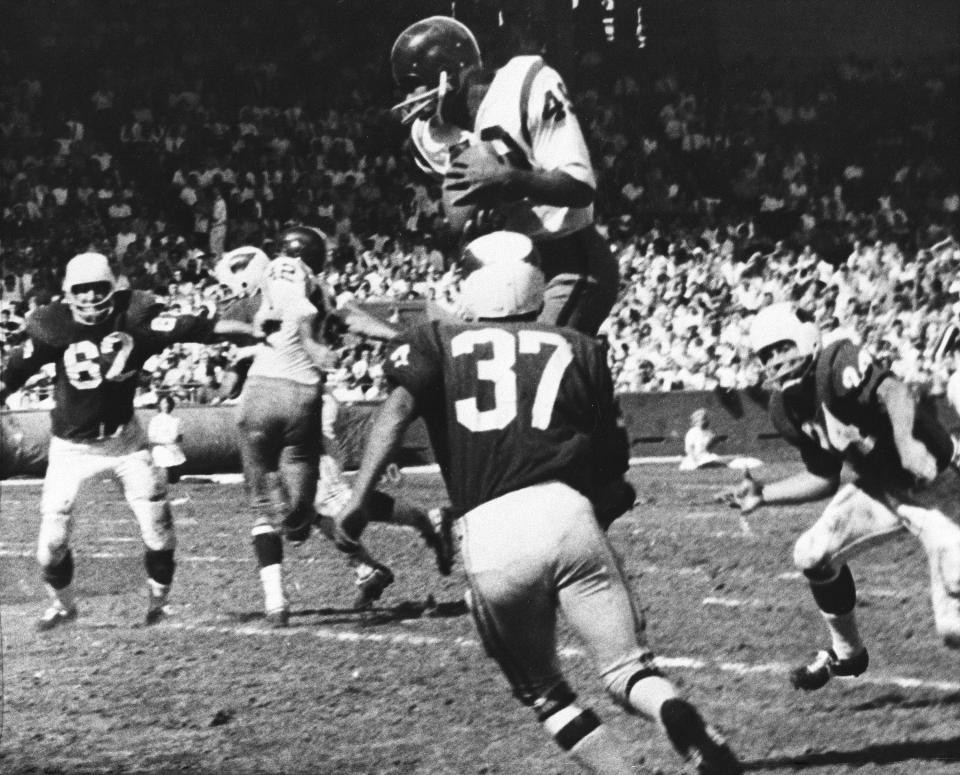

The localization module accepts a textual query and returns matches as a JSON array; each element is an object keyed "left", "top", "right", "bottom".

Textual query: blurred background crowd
[{"left": 2, "top": 0, "right": 958, "bottom": 407}]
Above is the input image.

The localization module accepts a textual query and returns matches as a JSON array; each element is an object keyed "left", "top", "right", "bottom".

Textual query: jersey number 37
[{"left": 452, "top": 329, "right": 572, "bottom": 432}]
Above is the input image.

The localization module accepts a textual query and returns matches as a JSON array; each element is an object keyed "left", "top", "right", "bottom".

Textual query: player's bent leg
[
  {"left": 531, "top": 681, "right": 635, "bottom": 775},
  {"left": 898, "top": 504, "right": 960, "bottom": 648},
  {"left": 119, "top": 450, "right": 177, "bottom": 624},
  {"left": 557, "top": 521, "right": 742, "bottom": 774},
  {"left": 465, "top": 573, "right": 633, "bottom": 774},
  {"left": 537, "top": 227, "right": 619, "bottom": 336},
  {"left": 278, "top": 441, "right": 320, "bottom": 544},
  {"left": 37, "top": 441, "right": 90, "bottom": 630},
  {"left": 789, "top": 484, "right": 898, "bottom": 689},
  {"left": 36, "top": 546, "right": 78, "bottom": 632}
]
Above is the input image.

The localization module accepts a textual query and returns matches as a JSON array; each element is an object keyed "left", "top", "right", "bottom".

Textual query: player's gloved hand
[
  {"left": 445, "top": 155, "right": 517, "bottom": 208},
  {"left": 897, "top": 436, "right": 938, "bottom": 486},
  {"left": 197, "top": 299, "right": 218, "bottom": 320},
  {"left": 716, "top": 469, "right": 764, "bottom": 514},
  {"left": 593, "top": 478, "right": 637, "bottom": 531}
]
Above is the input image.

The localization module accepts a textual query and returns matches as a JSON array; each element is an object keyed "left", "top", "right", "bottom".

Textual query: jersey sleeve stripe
[{"left": 519, "top": 58, "right": 546, "bottom": 149}]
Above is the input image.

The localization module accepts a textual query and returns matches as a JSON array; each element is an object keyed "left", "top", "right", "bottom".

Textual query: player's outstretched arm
[
  {"left": 212, "top": 318, "right": 257, "bottom": 341},
  {"left": 335, "top": 303, "right": 400, "bottom": 341},
  {"left": 717, "top": 468, "right": 839, "bottom": 513},
  {"left": 297, "top": 315, "right": 337, "bottom": 372}
]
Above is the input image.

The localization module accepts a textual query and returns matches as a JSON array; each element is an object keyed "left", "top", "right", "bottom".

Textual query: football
[{"left": 441, "top": 140, "right": 514, "bottom": 234}]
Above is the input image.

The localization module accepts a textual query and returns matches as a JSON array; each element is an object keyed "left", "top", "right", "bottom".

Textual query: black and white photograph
[{"left": 1, "top": 1, "right": 958, "bottom": 773}]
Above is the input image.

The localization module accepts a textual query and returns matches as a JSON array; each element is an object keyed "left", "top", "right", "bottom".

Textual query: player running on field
[
  {"left": 391, "top": 15, "right": 619, "bottom": 336},
  {"left": 221, "top": 227, "right": 447, "bottom": 617},
  {"left": 334, "top": 231, "right": 741, "bottom": 775},
  {"left": 720, "top": 302, "right": 960, "bottom": 690},
  {"left": 0, "top": 252, "right": 252, "bottom": 629}
]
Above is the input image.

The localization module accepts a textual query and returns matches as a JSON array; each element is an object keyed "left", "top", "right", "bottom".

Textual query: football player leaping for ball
[
  {"left": 0, "top": 252, "right": 253, "bottom": 630},
  {"left": 719, "top": 302, "right": 960, "bottom": 690},
  {"left": 391, "top": 15, "right": 619, "bottom": 336}
]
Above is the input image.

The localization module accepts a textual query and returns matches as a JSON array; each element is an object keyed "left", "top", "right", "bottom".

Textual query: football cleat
[
  {"left": 36, "top": 603, "right": 78, "bottom": 632},
  {"left": 353, "top": 563, "right": 395, "bottom": 609},
  {"left": 265, "top": 608, "right": 290, "bottom": 629},
  {"left": 789, "top": 647, "right": 869, "bottom": 691},
  {"left": 660, "top": 698, "right": 743, "bottom": 775},
  {"left": 145, "top": 592, "right": 169, "bottom": 625},
  {"left": 423, "top": 507, "right": 455, "bottom": 576}
]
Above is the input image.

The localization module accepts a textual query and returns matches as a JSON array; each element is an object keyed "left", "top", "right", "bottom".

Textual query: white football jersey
[
  {"left": 473, "top": 56, "right": 596, "bottom": 239},
  {"left": 410, "top": 116, "right": 476, "bottom": 179},
  {"left": 248, "top": 257, "right": 321, "bottom": 386}
]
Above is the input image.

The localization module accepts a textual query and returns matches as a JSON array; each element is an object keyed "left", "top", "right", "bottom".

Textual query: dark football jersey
[
  {"left": 770, "top": 338, "right": 955, "bottom": 488},
  {"left": 1, "top": 290, "right": 215, "bottom": 440},
  {"left": 384, "top": 319, "right": 627, "bottom": 515}
]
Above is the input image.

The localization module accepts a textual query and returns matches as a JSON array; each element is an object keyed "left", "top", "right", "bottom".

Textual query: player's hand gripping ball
[{"left": 442, "top": 141, "right": 518, "bottom": 232}]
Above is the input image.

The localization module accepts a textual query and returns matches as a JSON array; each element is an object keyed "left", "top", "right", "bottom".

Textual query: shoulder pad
[
  {"left": 24, "top": 303, "right": 75, "bottom": 347},
  {"left": 122, "top": 290, "right": 164, "bottom": 327}
]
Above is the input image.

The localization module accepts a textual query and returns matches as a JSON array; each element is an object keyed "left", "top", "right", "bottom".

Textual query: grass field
[{"left": 1, "top": 460, "right": 959, "bottom": 774}]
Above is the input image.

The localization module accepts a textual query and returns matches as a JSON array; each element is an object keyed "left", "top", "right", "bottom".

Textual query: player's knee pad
[
  {"left": 133, "top": 495, "right": 176, "bottom": 551},
  {"left": 144, "top": 548, "right": 176, "bottom": 586},
  {"left": 36, "top": 512, "right": 71, "bottom": 568},
  {"left": 252, "top": 524, "right": 283, "bottom": 568},
  {"left": 41, "top": 548, "right": 74, "bottom": 590},
  {"left": 601, "top": 651, "right": 664, "bottom": 709},
  {"left": 532, "top": 682, "right": 602, "bottom": 752},
  {"left": 793, "top": 528, "right": 833, "bottom": 574},
  {"left": 805, "top": 563, "right": 857, "bottom": 615}
]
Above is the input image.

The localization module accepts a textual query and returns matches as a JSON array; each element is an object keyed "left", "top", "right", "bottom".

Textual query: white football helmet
[
  {"left": 62, "top": 252, "right": 116, "bottom": 325},
  {"left": 215, "top": 246, "right": 270, "bottom": 297},
  {"left": 458, "top": 231, "right": 545, "bottom": 320},
  {"left": 749, "top": 302, "right": 821, "bottom": 391}
]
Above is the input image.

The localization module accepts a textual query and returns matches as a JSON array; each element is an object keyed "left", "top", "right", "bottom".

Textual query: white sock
[
  {"left": 45, "top": 583, "right": 76, "bottom": 612},
  {"left": 823, "top": 612, "right": 864, "bottom": 659},
  {"left": 147, "top": 578, "right": 171, "bottom": 601},
  {"left": 567, "top": 725, "right": 633, "bottom": 775},
  {"left": 259, "top": 564, "right": 286, "bottom": 613},
  {"left": 543, "top": 706, "right": 632, "bottom": 775},
  {"left": 626, "top": 675, "right": 679, "bottom": 723}
]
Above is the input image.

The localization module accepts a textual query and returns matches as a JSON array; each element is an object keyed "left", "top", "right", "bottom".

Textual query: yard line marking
[
  {"left": 0, "top": 549, "right": 910, "bottom": 600},
  {"left": 0, "top": 456, "right": 715, "bottom": 489},
  {"left": 163, "top": 619, "right": 960, "bottom": 693}
]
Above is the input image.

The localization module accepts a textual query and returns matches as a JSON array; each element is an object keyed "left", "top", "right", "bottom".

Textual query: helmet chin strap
[{"left": 391, "top": 70, "right": 451, "bottom": 125}]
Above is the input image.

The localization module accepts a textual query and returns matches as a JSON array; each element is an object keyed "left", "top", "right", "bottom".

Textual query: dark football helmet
[
  {"left": 277, "top": 226, "right": 328, "bottom": 273},
  {"left": 390, "top": 15, "right": 482, "bottom": 124}
]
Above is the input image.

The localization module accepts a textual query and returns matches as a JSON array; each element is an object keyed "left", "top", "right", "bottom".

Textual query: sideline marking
[
  {"left": 0, "top": 456, "right": 697, "bottom": 488},
  {"left": 160, "top": 619, "right": 960, "bottom": 694}
]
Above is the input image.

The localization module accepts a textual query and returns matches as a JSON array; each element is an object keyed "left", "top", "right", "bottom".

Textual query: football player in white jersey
[
  {"left": 390, "top": 16, "right": 619, "bottom": 336},
  {"left": 0, "top": 252, "right": 252, "bottom": 630},
  {"left": 236, "top": 226, "right": 391, "bottom": 625}
]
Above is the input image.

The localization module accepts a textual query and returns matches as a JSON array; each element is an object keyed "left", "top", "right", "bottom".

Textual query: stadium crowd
[{"left": 2, "top": 1, "right": 958, "bottom": 406}]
